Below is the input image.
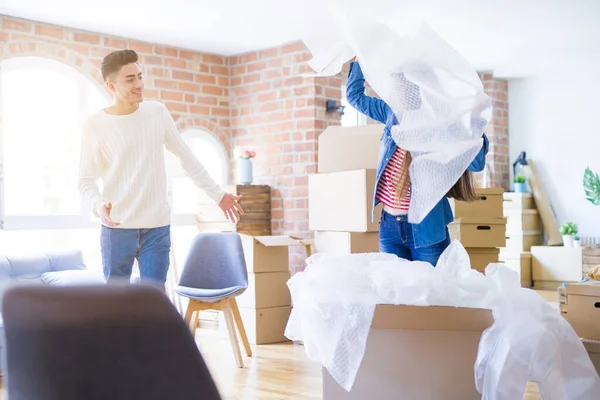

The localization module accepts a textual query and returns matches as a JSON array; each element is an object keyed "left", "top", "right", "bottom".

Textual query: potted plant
[
  {"left": 514, "top": 174, "right": 527, "bottom": 193},
  {"left": 238, "top": 149, "right": 256, "bottom": 185},
  {"left": 574, "top": 236, "right": 581, "bottom": 248},
  {"left": 559, "top": 222, "right": 578, "bottom": 248}
]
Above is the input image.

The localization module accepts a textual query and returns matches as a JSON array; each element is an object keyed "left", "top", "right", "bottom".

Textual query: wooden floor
[{"left": 1, "top": 291, "right": 559, "bottom": 399}]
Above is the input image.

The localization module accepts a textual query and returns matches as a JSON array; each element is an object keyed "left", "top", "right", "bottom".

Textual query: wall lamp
[{"left": 326, "top": 100, "right": 345, "bottom": 116}]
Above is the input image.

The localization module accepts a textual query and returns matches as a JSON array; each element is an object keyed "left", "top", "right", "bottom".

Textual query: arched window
[
  {"left": 0, "top": 56, "right": 110, "bottom": 229},
  {"left": 164, "top": 128, "right": 229, "bottom": 225}
]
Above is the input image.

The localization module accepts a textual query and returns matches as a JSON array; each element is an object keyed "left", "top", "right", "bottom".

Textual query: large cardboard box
[
  {"left": 582, "top": 339, "right": 600, "bottom": 376},
  {"left": 531, "top": 246, "right": 583, "bottom": 283},
  {"left": 449, "top": 188, "right": 504, "bottom": 219},
  {"left": 219, "top": 306, "right": 291, "bottom": 345},
  {"left": 235, "top": 272, "right": 291, "bottom": 309},
  {"left": 318, "top": 125, "right": 382, "bottom": 173},
  {"left": 565, "top": 281, "right": 600, "bottom": 340},
  {"left": 309, "top": 169, "right": 382, "bottom": 232},
  {"left": 322, "top": 305, "right": 493, "bottom": 400},
  {"left": 505, "top": 210, "right": 543, "bottom": 232},
  {"left": 504, "top": 231, "right": 543, "bottom": 252},
  {"left": 466, "top": 248, "right": 499, "bottom": 273},
  {"left": 240, "top": 235, "right": 300, "bottom": 273},
  {"left": 448, "top": 218, "right": 506, "bottom": 248},
  {"left": 314, "top": 231, "right": 379, "bottom": 255},
  {"left": 503, "top": 192, "right": 535, "bottom": 211},
  {"left": 499, "top": 251, "right": 532, "bottom": 287}
]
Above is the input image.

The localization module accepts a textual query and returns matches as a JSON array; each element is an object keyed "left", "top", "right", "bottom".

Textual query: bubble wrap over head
[{"left": 302, "top": 14, "right": 491, "bottom": 223}]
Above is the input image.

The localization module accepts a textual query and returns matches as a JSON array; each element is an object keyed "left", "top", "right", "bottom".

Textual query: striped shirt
[{"left": 376, "top": 147, "right": 411, "bottom": 212}]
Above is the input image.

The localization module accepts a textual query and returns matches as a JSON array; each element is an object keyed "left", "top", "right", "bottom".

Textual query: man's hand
[
  {"left": 219, "top": 193, "right": 244, "bottom": 222},
  {"left": 99, "top": 202, "right": 120, "bottom": 227}
]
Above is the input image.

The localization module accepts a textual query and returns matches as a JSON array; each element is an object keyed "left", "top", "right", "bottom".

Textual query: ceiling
[{"left": 0, "top": 0, "right": 598, "bottom": 77}]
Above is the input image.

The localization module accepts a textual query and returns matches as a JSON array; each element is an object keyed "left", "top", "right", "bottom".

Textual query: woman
[{"left": 346, "top": 60, "right": 489, "bottom": 265}]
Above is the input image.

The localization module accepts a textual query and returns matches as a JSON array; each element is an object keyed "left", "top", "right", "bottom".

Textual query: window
[
  {"left": 341, "top": 85, "right": 367, "bottom": 127},
  {"left": 0, "top": 57, "right": 110, "bottom": 230},
  {"left": 165, "top": 129, "right": 229, "bottom": 225}
]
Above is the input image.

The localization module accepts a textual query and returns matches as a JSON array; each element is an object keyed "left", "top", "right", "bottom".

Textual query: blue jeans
[
  {"left": 379, "top": 211, "right": 450, "bottom": 266},
  {"left": 100, "top": 225, "right": 171, "bottom": 287}
]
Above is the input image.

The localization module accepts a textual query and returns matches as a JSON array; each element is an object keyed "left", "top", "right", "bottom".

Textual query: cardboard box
[
  {"left": 466, "top": 248, "right": 500, "bottom": 273},
  {"left": 582, "top": 339, "right": 600, "bottom": 376},
  {"left": 322, "top": 305, "right": 493, "bottom": 400},
  {"left": 219, "top": 306, "right": 291, "bottom": 345},
  {"left": 505, "top": 210, "right": 542, "bottom": 232},
  {"left": 309, "top": 169, "right": 382, "bottom": 232},
  {"left": 531, "top": 246, "right": 583, "bottom": 283},
  {"left": 565, "top": 281, "right": 600, "bottom": 340},
  {"left": 235, "top": 272, "right": 291, "bottom": 309},
  {"left": 448, "top": 218, "right": 506, "bottom": 248},
  {"left": 318, "top": 125, "right": 382, "bottom": 173},
  {"left": 503, "top": 192, "right": 535, "bottom": 211},
  {"left": 504, "top": 231, "right": 543, "bottom": 252},
  {"left": 449, "top": 188, "right": 504, "bottom": 219},
  {"left": 314, "top": 231, "right": 379, "bottom": 255},
  {"left": 499, "top": 251, "right": 532, "bottom": 287},
  {"left": 240, "top": 235, "right": 300, "bottom": 273}
]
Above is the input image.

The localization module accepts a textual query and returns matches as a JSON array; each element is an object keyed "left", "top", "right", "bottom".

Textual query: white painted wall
[{"left": 509, "top": 62, "right": 600, "bottom": 238}]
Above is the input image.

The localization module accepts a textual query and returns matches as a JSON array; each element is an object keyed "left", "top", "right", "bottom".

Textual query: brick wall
[
  {"left": 229, "top": 43, "right": 341, "bottom": 269},
  {"left": 0, "top": 15, "right": 231, "bottom": 150}
]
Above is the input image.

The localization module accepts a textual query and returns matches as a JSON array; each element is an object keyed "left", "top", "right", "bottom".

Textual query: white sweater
[{"left": 77, "top": 101, "right": 225, "bottom": 229}]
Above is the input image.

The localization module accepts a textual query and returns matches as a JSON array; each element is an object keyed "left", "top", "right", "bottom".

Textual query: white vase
[
  {"left": 563, "top": 235, "right": 575, "bottom": 248},
  {"left": 574, "top": 239, "right": 581, "bottom": 248},
  {"left": 238, "top": 158, "right": 253, "bottom": 185}
]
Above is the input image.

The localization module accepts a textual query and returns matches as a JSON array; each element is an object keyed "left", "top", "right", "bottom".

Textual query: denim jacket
[{"left": 346, "top": 62, "right": 489, "bottom": 248}]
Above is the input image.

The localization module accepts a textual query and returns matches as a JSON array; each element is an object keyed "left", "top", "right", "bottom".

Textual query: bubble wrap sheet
[
  {"left": 301, "top": 14, "right": 491, "bottom": 223},
  {"left": 284, "top": 241, "right": 600, "bottom": 398}
]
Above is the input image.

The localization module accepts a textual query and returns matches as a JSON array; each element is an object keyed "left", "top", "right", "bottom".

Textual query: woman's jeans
[{"left": 379, "top": 211, "right": 450, "bottom": 266}]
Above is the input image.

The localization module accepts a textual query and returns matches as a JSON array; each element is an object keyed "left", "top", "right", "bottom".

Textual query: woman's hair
[{"left": 446, "top": 171, "right": 478, "bottom": 202}]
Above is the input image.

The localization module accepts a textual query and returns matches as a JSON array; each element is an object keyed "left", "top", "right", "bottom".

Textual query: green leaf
[{"left": 583, "top": 167, "right": 600, "bottom": 206}]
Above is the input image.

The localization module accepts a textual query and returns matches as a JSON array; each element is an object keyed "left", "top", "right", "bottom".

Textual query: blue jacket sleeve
[
  {"left": 467, "top": 133, "right": 489, "bottom": 172},
  {"left": 346, "top": 62, "right": 392, "bottom": 124}
]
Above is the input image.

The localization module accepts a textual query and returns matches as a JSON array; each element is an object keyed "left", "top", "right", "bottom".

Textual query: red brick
[
  {"left": 248, "top": 61, "right": 267, "bottom": 72},
  {"left": 185, "top": 94, "right": 195, "bottom": 102},
  {"left": 243, "top": 74, "right": 260, "bottom": 84},
  {"left": 239, "top": 52, "right": 259, "bottom": 63},
  {"left": 165, "top": 58, "right": 186, "bottom": 69},
  {"left": 212, "top": 108, "right": 229, "bottom": 117},
  {"left": 3, "top": 19, "right": 32, "bottom": 32},
  {"left": 260, "top": 102, "right": 283, "bottom": 113},
  {"left": 130, "top": 42, "right": 153, "bottom": 53},
  {"left": 180, "top": 50, "right": 200, "bottom": 60},
  {"left": 143, "top": 55, "right": 163, "bottom": 65},
  {"left": 282, "top": 41, "right": 305, "bottom": 54},
  {"left": 294, "top": 109, "right": 315, "bottom": 119},
  {"left": 218, "top": 77, "right": 229, "bottom": 86},
  {"left": 154, "top": 46, "right": 178, "bottom": 57},
  {"left": 193, "top": 74, "right": 216, "bottom": 84},
  {"left": 231, "top": 65, "right": 246, "bottom": 75},
  {"left": 231, "top": 76, "right": 242, "bottom": 86},
  {"left": 154, "top": 79, "right": 177, "bottom": 89},
  {"left": 35, "top": 25, "right": 64, "bottom": 39},
  {"left": 178, "top": 82, "right": 202, "bottom": 92},
  {"left": 172, "top": 70, "right": 194, "bottom": 80},
  {"left": 104, "top": 37, "right": 128, "bottom": 48},
  {"left": 202, "top": 85, "right": 223, "bottom": 96},
  {"left": 165, "top": 102, "right": 187, "bottom": 112},
  {"left": 63, "top": 43, "right": 90, "bottom": 56},
  {"left": 211, "top": 65, "right": 228, "bottom": 76},
  {"left": 190, "top": 105, "right": 211, "bottom": 115},
  {"left": 203, "top": 54, "right": 225, "bottom": 65},
  {"left": 199, "top": 64, "right": 210, "bottom": 73},
  {"left": 146, "top": 67, "right": 169, "bottom": 77},
  {"left": 73, "top": 32, "right": 100, "bottom": 44},
  {"left": 251, "top": 82, "right": 271, "bottom": 93},
  {"left": 260, "top": 48, "right": 280, "bottom": 59},
  {"left": 268, "top": 58, "right": 283, "bottom": 68},
  {"left": 196, "top": 97, "right": 218, "bottom": 105},
  {"left": 161, "top": 90, "right": 183, "bottom": 101}
]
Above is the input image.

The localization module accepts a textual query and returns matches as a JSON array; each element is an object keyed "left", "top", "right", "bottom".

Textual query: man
[{"left": 77, "top": 49, "right": 242, "bottom": 288}]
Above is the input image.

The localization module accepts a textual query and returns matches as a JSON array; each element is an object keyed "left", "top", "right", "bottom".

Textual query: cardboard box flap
[
  {"left": 475, "top": 188, "right": 505, "bottom": 196},
  {"left": 371, "top": 305, "right": 493, "bottom": 331},
  {"left": 251, "top": 235, "right": 301, "bottom": 247},
  {"left": 582, "top": 338, "right": 600, "bottom": 353},
  {"left": 566, "top": 281, "right": 600, "bottom": 297},
  {"left": 452, "top": 217, "right": 506, "bottom": 225}
]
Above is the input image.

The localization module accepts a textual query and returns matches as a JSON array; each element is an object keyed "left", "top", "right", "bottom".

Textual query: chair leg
[
  {"left": 221, "top": 299, "right": 244, "bottom": 368},
  {"left": 230, "top": 298, "right": 252, "bottom": 357},
  {"left": 184, "top": 302, "right": 195, "bottom": 328}
]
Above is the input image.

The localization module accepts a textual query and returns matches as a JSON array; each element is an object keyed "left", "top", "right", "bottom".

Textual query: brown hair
[
  {"left": 101, "top": 50, "right": 138, "bottom": 81},
  {"left": 446, "top": 171, "right": 478, "bottom": 202}
]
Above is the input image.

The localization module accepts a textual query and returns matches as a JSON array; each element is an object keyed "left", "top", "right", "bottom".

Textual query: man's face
[{"left": 107, "top": 62, "right": 144, "bottom": 104}]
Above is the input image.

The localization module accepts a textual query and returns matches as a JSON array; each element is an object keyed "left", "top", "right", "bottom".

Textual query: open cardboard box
[
  {"left": 323, "top": 305, "right": 493, "bottom": 400},
  {"left": 239, "top": 234, "right": 300, "bottom": 273}
]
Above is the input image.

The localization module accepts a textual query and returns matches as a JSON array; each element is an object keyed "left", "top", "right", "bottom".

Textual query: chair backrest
[
  {"left": 178, "top": 232, "right": 248, "bottom": 290},
  {"left": 1, "top": 284, "right": 221, "bottom": 400}
]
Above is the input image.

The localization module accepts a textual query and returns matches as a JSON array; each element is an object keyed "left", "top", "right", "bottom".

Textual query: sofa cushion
[
  {"left": 7, "top": 254, "right": 51, "bottom": 278},
  {"left": 0, "top": 256, "right": 10, "bottom": 280},
  {"left": 41, "top": 270, "right": 106, "bottom": 286},
  {"left": 48, "top": 250, "right": 86, "bottom": 272}
]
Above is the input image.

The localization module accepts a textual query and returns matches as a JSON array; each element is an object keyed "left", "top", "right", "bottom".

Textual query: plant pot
[
  {"left": 563, "top": 235, "right": 575, "bottom": 248},
  {"left": 514, "top": 182, "right": 527, "bottom": 193},
  {"left": 574, "top": 239, "right": 581, "bottom": 248},
  {"left": 238, "top": 158, "right": 253, "bottom": 185}
]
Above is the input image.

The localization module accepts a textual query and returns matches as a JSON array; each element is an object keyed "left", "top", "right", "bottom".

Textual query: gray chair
[
  {"left": 1, "top": 284, "right": 221, "bottom": 400},
  {"left": 174, "top": 232, "right": 252, "bottom": 368}
]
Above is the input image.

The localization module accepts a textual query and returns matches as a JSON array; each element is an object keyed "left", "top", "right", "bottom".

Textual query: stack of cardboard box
[
  {"left": 565, "top": 281, "right": 600, "bottom": 376},
  {"left": 218, "top": 234, "right": 299, "bottom": 345},
  {"left": 498, "top": 192, "right": 542, "bottom": 287},
  {"left": 309, "top": 125, "right": 383, "bottom": 255},
  {"left": 448, "top": 189, "right": 507, "bottom": 272}
]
